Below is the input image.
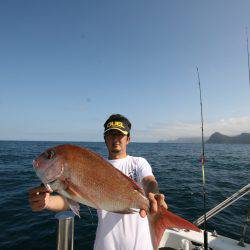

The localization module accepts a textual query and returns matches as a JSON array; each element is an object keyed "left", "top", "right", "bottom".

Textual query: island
[{"left": 206, "top": 132, "right": 250, "bottom": 144}]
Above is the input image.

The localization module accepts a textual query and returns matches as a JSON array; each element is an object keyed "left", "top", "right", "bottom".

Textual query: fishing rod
[
  {"left": 196, "top": 67, "right": 208, "bottom": 250},
  {"left": 246, "top": 27, "right": 250, "bottom": 89}
]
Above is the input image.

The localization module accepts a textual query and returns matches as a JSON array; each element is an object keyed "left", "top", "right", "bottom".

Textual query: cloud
[
  {"left": 205, "top": 116, "right": 250, "bottom": 136},
  {"left": 1, "top": 116, "right": 249, "bottom": 142},
  {"left": 133, "top": 116, "right": 250, "bottom": 142}
]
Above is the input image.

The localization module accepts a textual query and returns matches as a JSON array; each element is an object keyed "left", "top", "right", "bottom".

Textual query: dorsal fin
[{"left": 80, "top": 147, "right": 145, "bottom": 195}]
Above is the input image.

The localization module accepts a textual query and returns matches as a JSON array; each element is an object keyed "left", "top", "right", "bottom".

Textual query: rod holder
[
  {"left": 55, "top": 211, "right": 75, "bottom": 250},
  {"left": 238, "top": 207, "right": 250, "bottom": 247}
]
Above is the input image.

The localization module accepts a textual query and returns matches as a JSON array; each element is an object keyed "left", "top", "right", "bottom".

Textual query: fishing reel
[{"left": 238, "top": 207, "right": 250, "bottom": 247}]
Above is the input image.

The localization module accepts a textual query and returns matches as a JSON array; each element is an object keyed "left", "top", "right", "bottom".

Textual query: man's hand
[
  {"left": 29, "top": 186, "right": 51, "bottom": 211},
  {"left": 140, "top": 176, "right": 168, "bottom": 218},
  {"left": 29, "top": 186, "right": 69, "bottom": 212},
  {"left": 140, "top": 192, "right": 168, "bottom": 218}
]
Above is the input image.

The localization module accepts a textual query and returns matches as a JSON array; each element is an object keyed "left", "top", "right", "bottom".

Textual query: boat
[
  {"left": 159, "top": 227, "right": 250, "bottom": 250},
  {"left": 158, "top": 183, "right": 250, "bottom": 250},
  {"left": 55, "top": 183, "right": 250, "bottom": 250}
]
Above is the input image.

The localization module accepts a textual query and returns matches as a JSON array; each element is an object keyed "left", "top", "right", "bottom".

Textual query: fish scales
[
  {"left": 33, "top": 144, "right": 200, "bottom": 250},
  {"left": 34, "top": 144, "right": 148, "bottom": 212}
]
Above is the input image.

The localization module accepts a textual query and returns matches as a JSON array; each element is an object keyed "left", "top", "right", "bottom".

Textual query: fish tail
[{"left": 149, "top": 206, "right": 200, "bottom": 249}]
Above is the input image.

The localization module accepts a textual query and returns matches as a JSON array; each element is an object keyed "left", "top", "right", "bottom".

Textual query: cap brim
[{"left": 104, "top": 127, "right": 128, "bottom": 135}]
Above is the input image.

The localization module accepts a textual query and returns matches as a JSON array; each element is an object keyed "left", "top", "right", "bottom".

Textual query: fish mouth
[
  {"left": 43, "top": 166, "right": 64, "bottom": 184},
  {"left": 44, "top": 173, "right": 62, "bottom": 184},
  {"left": 32, "top": 159, "right": 39, "bottom": 169}
]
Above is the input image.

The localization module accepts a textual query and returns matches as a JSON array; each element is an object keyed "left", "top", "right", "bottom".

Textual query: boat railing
[
  {"left": 193, "top": 183, "right": 250, "bottom": 226},
  {"left": 53, "top": 185, "right": 249, "bottom": 250},
  {"left": 55, "top": 211, "right": 75, "bottom": 250}
]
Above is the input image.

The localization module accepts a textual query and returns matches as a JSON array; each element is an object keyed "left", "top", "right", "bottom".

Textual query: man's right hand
[{"left": 29, "top": 186, "right": 51, "bottom": 211}]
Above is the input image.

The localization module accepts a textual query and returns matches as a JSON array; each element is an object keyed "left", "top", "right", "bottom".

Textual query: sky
[{"left": 1, "top": 0, "right": 250, "bottom": 142}]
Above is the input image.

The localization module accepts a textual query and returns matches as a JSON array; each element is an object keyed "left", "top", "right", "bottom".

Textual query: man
[{"left": 29, "top": 114, "right": 167, "bottom": 250}]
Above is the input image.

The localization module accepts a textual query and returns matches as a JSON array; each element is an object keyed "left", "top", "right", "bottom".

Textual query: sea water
[{"left": 0, "top": 141, "right": 249, "bottom": 249}]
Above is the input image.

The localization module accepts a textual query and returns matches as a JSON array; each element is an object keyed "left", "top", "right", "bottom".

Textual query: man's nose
[
  {"left": 112, "top": 135, "right": 121, "bottom": 141},
  {"left": 113, "top": 136, "right": 119, "bottom": 142}
]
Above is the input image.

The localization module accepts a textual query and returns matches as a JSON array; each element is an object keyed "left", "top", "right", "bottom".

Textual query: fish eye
[{"left": 46, "top": 150, "right": 55, "bottom": 159}]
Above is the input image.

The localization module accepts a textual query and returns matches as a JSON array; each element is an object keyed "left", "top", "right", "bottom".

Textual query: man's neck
[{"left": 108, "top": 152, "right": 127, "bottom": 160}]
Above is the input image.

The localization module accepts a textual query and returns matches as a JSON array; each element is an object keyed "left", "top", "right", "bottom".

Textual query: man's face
[{"left": 104, "top": 130, "right": 130, "bottom": 155}]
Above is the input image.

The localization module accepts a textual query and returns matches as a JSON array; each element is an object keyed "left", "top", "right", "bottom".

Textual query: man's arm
[
  {"left": 140, "top": 175, "right": 168, "bottom": 218},
  {"left": 142, "top": 175, "right": 159, "bottom": 195},
  {"left": 29, "top": 186, "right": 69, "bottom": 212}
]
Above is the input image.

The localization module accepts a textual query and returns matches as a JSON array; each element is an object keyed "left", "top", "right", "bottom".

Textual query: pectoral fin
[
  {"left": 66, "top": 198, "right": 80, "bottom": 217},
  {"left": 60, "top": 179, "right": 100, "bottom": 211}
]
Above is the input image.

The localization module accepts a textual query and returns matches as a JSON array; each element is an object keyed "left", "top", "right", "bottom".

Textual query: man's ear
[{"left": 127, "top": 136, "right": 131, "bottom": 145}]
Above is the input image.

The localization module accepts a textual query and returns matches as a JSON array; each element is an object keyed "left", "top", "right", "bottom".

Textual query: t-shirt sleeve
[{"left": 137, "top": 157, "right": 153, "bottom": 182}]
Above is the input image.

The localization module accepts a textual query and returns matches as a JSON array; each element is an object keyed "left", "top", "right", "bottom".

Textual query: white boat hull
[{"left": 159, "top": 229, "right": 250, "bottom": 250}]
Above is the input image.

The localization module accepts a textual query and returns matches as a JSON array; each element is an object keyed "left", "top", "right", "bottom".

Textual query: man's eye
[{"left": 46, "top": 150, "right": 55, "bottom": 159}]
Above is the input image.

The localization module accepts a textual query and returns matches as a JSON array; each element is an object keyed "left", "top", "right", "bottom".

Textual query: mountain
[{"left": 206, "top": 132, "right": 250, "bottom": 144}]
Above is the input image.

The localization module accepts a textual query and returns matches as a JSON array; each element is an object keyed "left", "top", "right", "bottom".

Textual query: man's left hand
[{"left": 140, "top": 193, "right": 168, "bottom": 218}]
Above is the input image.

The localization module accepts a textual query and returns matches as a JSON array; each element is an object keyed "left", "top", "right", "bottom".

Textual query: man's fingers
[
  {"left": 29, "top": 195, "right": 46, "bottom": 202},
  {"left": 148, "top": 193, "right": 158, "bottom": 214},
  {"left": 29, "top": 186, "right": 50, "bottom": 196},
  {"left": 30, "top": 201, "right": 44, "bottom": 211},
  {"left": 29, "top": 188, "right": 50, "bottom": 212},
  {"left": 29, "top": 192, "right": 48, "bottom": 201},
  {"left": 155, "top": 194, "right": 168, "bottom": 209},
  {"left": 29, "top": 196, "right": 45, "bottom": 205},
  {"left": 155, "top": 194, "right": 164, "bottom": 203},
  {"left": 31, "top": 204, "right": 45, "bottom": 211},
  {"left": 139, "top": 209, "right": 147, "bottom": 218},
  {"left": 31, "top": 199, "right": 44, "bottom": 206},
  {"left": 30, "top": 198, "right": 48, "bottom": 211},
  {"left": 147, "top": 193, "right": 168, "bottom": 215}
]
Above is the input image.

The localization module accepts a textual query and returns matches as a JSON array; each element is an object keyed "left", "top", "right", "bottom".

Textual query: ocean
[{"left": 0, "top": 141, "right": 249, "bottom": 250}]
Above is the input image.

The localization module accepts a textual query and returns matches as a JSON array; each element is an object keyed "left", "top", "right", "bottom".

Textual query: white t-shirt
[{"left": 93, "top": 155, "right": 154, "bottom": 250}]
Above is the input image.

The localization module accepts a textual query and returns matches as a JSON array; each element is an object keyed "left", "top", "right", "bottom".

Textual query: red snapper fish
[{"left": 33, "top": 144, "right": 200, "bottom": 249}]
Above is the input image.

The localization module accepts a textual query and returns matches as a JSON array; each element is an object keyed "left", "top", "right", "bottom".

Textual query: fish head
[{"left": 33, "top": 146, "right": 66, "bottom": 185}]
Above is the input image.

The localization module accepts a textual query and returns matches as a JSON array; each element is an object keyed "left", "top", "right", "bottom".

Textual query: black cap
[{"left": 104, "top": 114, "right": 131, "bottom": 135}]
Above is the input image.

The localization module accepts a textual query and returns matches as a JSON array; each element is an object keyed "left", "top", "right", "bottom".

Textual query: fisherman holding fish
[
  {"left": 29, "top": 114, "right": 198, "bottom": 249},
  {"left": 94, "top": 114, "right": 167, "bottom": 250}
]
